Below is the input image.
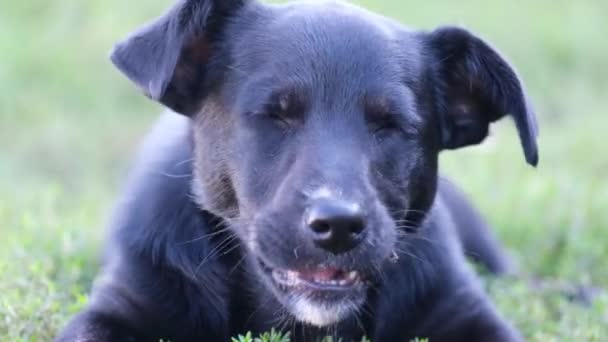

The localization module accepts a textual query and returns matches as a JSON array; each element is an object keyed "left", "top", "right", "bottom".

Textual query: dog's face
[{"left": 111, "top": 0, "right": 538, "bottom": 327}]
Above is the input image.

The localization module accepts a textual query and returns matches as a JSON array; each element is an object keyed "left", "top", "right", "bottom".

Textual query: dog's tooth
[
  {"left": 289, "top": 271, "right": 303, "bottom": 286},
  {"left": 272, "top": 269, "right": 303, "bottom": 287},
  {"left": 315, "top": 276, "right": 328, "bottom": 285},
  {"left": 347, "top": 271, "right": 358, "bottom": 280}
]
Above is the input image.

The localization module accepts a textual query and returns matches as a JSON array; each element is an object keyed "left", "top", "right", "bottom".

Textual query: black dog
[{"left": 56, "top": 0, "right": 538, "bottom": 341}]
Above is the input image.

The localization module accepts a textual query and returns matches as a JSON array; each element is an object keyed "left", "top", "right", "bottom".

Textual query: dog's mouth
[
  {"left": 272, "top": 266, "right": 362, "bottom": 290},
  {"left": 257, "top": 258, "right": 365, "bottom": 293},
  {"left": 256, "top": 256, "right": 367, "bottom": 326}
]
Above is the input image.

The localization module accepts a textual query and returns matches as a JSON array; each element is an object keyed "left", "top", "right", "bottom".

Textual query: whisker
[
  {"left": 244, "top": 289, "right": 277, "bottom": 328},
  {"left": 195, "top": 235, "right": 238, "bottom": 272},
  {"left": 351, "top": 301, "right": 369, "bottom": 338},
  {"left": 220, "top": 242, "right": 241, "bottom": 257},
  {"left": 159, "top": 171, "right": 192, "bottom": 179},
  {"left": 177, "top": 226, "right": 232, "bottom": 245},
  {"left": 392, "top": 247, "right": 428, "bottom": 264},
  {"left": 173, "top": 158, "right": 194, "bottom": 167},
  {"left": 229, "top": 253, "right": 248, "bottom": 275}
]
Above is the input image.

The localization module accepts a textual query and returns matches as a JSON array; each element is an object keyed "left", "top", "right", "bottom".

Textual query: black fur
[
  {"left": 57, "top": 1, "right": 538, "bottom": 341},
  {"left": 427, "top": 27, "right": 539, "bottom": 165}
]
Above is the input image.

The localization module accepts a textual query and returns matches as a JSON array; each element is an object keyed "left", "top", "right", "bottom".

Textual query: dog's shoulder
[
  {"left": 107, "top": 111, "right": 199, "bottom": 259},
  {"left": 87, "top": 112, "right": 233, "bottom": 339}
]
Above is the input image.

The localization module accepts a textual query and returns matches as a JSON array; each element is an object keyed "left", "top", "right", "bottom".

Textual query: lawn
[{"left": 1, "top": 0, "right": 607, "bottom": 341}]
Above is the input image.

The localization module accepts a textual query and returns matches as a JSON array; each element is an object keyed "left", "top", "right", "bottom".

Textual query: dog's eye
[
  {"left": 258, "top": 91, "right": 304, "bottom": 129},
  {"left": 370, "top": 116, "right": 401, "bottom": 138},
  {"left": 365, "top": 96, "right": 407, "bottom": 140},
  {"left": 372, "top": 119, "right": 397, "bottom": 133},
  {"left": 268, "top": 112, "right": 293, "bottom": 128},
  {"left": 265, "top": 101, "right": 294, "bottom": 129}
]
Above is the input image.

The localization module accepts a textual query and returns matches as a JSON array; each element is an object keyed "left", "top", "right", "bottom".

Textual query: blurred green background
[{"left": 1, "top": 0, "right": 607, "bottom": 341}]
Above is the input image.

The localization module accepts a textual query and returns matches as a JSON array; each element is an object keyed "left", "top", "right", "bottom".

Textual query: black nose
[{"left": 305, "top": 199, "right": 366, "bottom": 254}]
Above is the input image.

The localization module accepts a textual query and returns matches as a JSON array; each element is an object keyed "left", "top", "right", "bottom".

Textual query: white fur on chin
[{"left": 290, "top": 296, "right": 358, "bottom": 327}]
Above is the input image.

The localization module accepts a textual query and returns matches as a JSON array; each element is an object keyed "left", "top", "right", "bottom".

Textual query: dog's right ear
[
  {"left": 110, "top": 0, "right": 249, "bottom": 115},
  {"left": 426, "top": 27, "right": 539, "bottom": 166}
]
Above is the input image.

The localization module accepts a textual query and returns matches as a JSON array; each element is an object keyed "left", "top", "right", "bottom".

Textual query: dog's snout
[{"left": 305, "top": 199, "right": 366, "bottom": 254}]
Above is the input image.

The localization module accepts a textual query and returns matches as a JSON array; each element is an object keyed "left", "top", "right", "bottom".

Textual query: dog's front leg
[
  {"left": 54, "top": 310, "right": 149, "bottom": 342},
  {"left": 436, "top": 309, "right": 523, "bottom": 342},
  {"left": 414, "top": 285, "right": 523, "bottom": 342},
  {"left": 373, "top": 276, "right": 523, "bottom": 342}
]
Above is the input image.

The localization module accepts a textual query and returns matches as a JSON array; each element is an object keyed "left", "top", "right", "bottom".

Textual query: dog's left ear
[
  {"left": 427, "top": 26, "right": 539, "bottom": 166},
  {"left": 110, "top": 0, "right": 249, "bottom": 115}
]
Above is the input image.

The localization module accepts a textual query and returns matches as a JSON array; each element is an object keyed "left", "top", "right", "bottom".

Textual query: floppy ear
[
  {"left": 427, "top": 26, "right": 539, "bottom": 166},
  {"left": 110, "top": 0, "right": 248, "bottom": 115}
]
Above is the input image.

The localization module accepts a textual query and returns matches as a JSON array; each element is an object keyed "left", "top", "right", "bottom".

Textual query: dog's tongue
[{"left": 299, "top": 267, "right": 343, "bottom": 281}]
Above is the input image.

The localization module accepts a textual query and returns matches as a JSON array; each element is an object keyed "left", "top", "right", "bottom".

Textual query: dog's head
[{"left": 111, "top": 0, "right": 538, "bottom": 327}]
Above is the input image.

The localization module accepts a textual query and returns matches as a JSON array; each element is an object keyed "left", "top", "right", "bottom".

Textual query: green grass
[
  {"left": 230, "top": 330, "right": 378, "bottom": 342},
  {"left": 1, "top": 0, "right": 607, "bottom": 341}
]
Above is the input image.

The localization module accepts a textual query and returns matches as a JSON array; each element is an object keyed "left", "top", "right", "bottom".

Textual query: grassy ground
[{"left": 1, "top": 0, "right": 607, "bottom": 341}]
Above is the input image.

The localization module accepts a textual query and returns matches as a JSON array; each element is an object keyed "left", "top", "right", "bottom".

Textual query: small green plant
[
  {"left": 232, "top": 329, "right": 291, "bottom": 342},
  {"left": 231, "top": 332, "right": 378, "bottom": 342}
]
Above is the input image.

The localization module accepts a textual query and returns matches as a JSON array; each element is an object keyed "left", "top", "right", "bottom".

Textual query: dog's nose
[{"left": 305, "top": 199, "right": 366, "bottom": 254}]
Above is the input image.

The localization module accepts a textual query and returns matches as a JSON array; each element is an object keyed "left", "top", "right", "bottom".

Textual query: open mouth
[
  {"left": 272, "top": 267, "right": 361, "bottom": 290},
  {"left": 255, "top": 257, "right": 369, "bottom": 326},
  {"left": 257, "top": 258, "right": 364, "bottom": 293}
]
